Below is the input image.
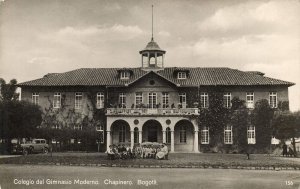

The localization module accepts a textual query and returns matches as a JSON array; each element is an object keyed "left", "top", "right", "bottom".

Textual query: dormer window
[
  {"left": 177, "top": 72, "right": 187, "bottom": 79},
  {"left": 120, "top": 71, "right": 130, "bottom": 80}
]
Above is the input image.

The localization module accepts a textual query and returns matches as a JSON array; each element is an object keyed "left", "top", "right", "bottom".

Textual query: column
[
  {"left": 130, "top": 131, "right": 134, "bottom": 150},
  {"left": 171, "top": 131, "right": 174, "bottom": 152},
  {"left": 162, "top": 130, "right": 166, "bottom": 144},
  {"left": 155, "top": 52, "right": 157, "bottom": 65},
  {"left": 106, "top": 131, "right": 111, "bottom": 150},
  {"left": 139, "top": 131, "right": 142, "bottom": 144},
  {"left": 194, "top": 131, "right": 199, "bottom": 153}
]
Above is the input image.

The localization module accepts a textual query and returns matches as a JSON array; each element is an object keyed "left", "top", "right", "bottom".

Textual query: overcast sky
[{"left": 0, "top": 0, "right": 299, "bottom": 111}]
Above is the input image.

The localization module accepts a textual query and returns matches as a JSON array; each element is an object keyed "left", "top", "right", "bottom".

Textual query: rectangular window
[
  {"left": 177, "top": 72, "right": 187, "bottom": 79},
  {"left": 75, "top": 92, "right": 83, "bottom": 109},
  {"left": 224, "top": 125, "right": 233, "bottom": 144},
  {"left": 179, "top": 126, "right": 187, "bottom": 143},
  {"left": 135, "top": 92, "right": 143, "bottom": 107},
  {"left": 53, "top": 92, "right": 61, "bottom": 108},
  {"left": 120, "top": 71, "right": 130, "bottom": 79},
  {"left": 246, "top": 92, "right": 254, "bottom": 109},
  {"left": 119, "top": 125, "right": 126, "bottom": 143},
  {"left": 96, "top": 124, "right": 104, "bottom": 143},
  {"left": 119, "top": 93, "right": 126, "bottom": 108},
  {"left": 179, "top": 92, "right": 186, "bottom": 108},
  {"left": 97, "top": 92, "right": 105, "bottom": 109},
  {"left": 223, "top": 92, "right": 232, "bottom": 108},
  {"left": 32, "top": 92, "right": 39, "bottom": 105},
  {"left": 52, "top": 125, "right": 61, "bottom": 129},
  {"left": 162, "top": 92, "right": 169, "bottom": 108},
  {"left": 269, "top": 92, "right": 277, "bottom": 108},
  {"left": 166, "top": 128, "right": 171, "bottom": 144},
  {"left": 74, "top": 125, "right": 82, "bottom": 130},
  {"left": 200, "top": 92, "right": 209, "bottom": 108},
  {"left": 247, "top": 125, "right": 256, "bottom": 144},
  {"left": 201, "top": 126, "right": 209, "bottom": 144},
  {"left": 148, "top": 92, "right": 157, "bottom": 109}
]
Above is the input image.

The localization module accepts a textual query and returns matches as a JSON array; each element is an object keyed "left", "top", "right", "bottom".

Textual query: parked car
[{"left": 13, "top": 139, "right": 49, "bottom": 155}]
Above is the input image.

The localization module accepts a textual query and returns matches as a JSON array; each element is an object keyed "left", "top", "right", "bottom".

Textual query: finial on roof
[{"left": 151, "top": 5, "right": 154, "bottom": 41}]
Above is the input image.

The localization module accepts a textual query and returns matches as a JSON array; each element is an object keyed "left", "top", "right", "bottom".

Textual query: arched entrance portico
[
  {"left": 142, "top": 120, "right": 163, "bottom": 143},
  {"left": 110, "top": 120, "right": 130, "bottom": 145},
  {"left": 174, "top": 120, "right": 199, "bottom": 152}
]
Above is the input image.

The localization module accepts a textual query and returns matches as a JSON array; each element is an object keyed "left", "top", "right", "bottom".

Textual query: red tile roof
[{"left": 18, "top": 67, "right": 295, "bottom": 87}]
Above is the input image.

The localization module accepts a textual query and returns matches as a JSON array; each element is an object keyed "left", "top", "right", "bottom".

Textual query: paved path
[{"left": 0, "top": 165, "right": 299, "bottom": 189}]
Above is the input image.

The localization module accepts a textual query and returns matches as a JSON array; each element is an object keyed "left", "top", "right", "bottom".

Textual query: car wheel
[{"left": 43, "top": 148, "right": 49, "bottom": 154}]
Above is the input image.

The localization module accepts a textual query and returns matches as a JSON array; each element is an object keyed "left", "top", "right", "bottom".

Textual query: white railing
[{"left": 106, "top": 108, "right": 199, "bottom": 115}]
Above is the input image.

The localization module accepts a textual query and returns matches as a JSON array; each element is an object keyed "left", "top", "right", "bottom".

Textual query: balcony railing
[{"left": 106, "top": 108, "right": 199, "bottom": 116}]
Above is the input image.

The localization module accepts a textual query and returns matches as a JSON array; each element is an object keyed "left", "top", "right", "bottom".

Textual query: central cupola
[{"left": 140, "top": 5, "right": 166, "bottom": 71}]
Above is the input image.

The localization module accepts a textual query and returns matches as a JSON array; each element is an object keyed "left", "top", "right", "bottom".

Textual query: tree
[
  {"left": 0, "top": 100, "right": 42, "bottom": 153},
  {"left": 0, "top": 78, "right": 19, "bottom": 101},
  {"left": 0, "top": 78, "right": 42, "bottom": 154},
  {"left": 251, "top": 99, "right": 274, "bottom": 153},
  {"left": 272, "top": 111, "right": 300, "bottom": 157}
]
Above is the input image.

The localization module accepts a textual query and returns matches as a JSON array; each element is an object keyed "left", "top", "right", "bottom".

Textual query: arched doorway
[
  {"left": 174, "top": 120, "right": 195, "bottom": 152},
  {"left": 111, "top": 120, "right": 130, "bottom": 145},
  {"left": 142, "top": 120, "right": 162, "bottom": 143}
]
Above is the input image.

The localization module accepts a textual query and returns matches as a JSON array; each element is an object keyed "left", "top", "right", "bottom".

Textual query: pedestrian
[{"left": 282, "top": 143, "right": 288, "bottom": 157}]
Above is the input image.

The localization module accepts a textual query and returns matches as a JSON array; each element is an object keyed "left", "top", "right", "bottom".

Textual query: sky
[{"left": 0, "top": 0, "right": 299, "bottom": 111}]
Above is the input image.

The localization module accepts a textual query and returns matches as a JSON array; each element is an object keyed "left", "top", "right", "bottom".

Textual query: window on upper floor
[
  {"left": 148, "top": 92, "right": 157, "bottom": 109},
  {"left": 224, "top": 125, "right": 233, "bottom": 144},
  {"left": 200, "top": 92, "right": 209, "bottom": 108},
  {"left": 247, "top": 125, "right": 256, "bottom": 144},
  {"left": 223, "top": 92, "right": 232, "bottom": 108},
  {"left": 162, "top": 92, "right": 169, "bottom": 108},
  {"left": 119, "top": 93, "right": 126, "bottom": 108},
  {"left": 177, "top": 72, "right": 187, "bottom": 79},
  {"left": 269, "top": 92, "right": 277, "bottom": 108},
  {"left": 120, "top": 71, "right": 130, "bottom": 79},
  {"left": 75, "top": 92, "right": 83, "bottom": 109},
  {"left": 201, "top": 126, "right": 209, "bottom": 144},
  {"left": 179, "top": 92, "right": 186, "bottom": 108},
  {"left": 32, "top": 92, "right": 39, "bottom": 105},
  {"left": 135, "top": 92, "right": 143, "bottom": 107},
  {"left": 53, "top": 92, "right": 61, "bottom": 108},
  {"left": 97, "top": 92, "right": 105, "bottom": 109},
  {"left": 246, "top": 92, "right": 254, "bottom": 109}
]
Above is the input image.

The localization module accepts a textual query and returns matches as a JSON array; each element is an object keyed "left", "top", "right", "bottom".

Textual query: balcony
[{"left": 106, "top": 108, "right": 199, "bottom": 116}]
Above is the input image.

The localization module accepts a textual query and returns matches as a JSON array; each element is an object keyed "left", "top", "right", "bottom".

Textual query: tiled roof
[{"left": 18, "top": 67, "right": 295, "bottom": 87}]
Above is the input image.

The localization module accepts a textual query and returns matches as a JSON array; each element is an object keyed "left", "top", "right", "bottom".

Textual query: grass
[{"left": 1, "top": 152, "right": 299, "bottom": 168}]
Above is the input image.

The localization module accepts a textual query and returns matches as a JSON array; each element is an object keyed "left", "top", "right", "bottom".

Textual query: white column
[
  {"left": 162, "top": 130, "right": 166, "bottom": 144},
  {"left": 106, "top": 131, "right": 111, "bottom": 150},
  {"left": 155, "top": 52, "right": 157, "bottom": 65},
  {"left": 194, "top": 131, "right": 199, "bottom": 153},
  {"left": 130, "top": 131, "right": 134, "bottom": 149},
  {"left": 171, "top": 131, "right": 174, "bottom": 152},
  {"left": 139, "top": 131, "right": 142, "bottom": 144}
]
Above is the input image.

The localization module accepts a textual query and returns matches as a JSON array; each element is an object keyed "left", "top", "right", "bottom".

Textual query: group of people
[{"left": 106, "top": 143, "right": 169, "bottom": 160}]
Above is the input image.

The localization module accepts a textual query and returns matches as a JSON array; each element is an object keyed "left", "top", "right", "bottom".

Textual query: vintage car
[{"left": 13, "top": 139, "right": 49, "bottom": 155}]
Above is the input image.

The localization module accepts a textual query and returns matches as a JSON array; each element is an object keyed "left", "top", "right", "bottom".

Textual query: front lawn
[{"left": 1, "top": 152, "right": 299, "bottom": 169}]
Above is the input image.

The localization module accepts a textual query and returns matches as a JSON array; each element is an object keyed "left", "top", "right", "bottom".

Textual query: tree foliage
[
  {"left": 0, "top": 78, "right": 19, "bottom": 101},
  {"left": 272, "top": 111, "right": 300, "bottom": 140},
  {"left": 251, "top": 99, "right": 274, "bottom": 151}
]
